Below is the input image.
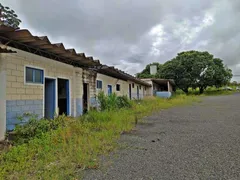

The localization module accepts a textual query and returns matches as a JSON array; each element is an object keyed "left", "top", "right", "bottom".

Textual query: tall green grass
[
  {"left": 176, "top": 87, "right": 236, "bottom": 96},
  {"left": 0, "top": 95, "right": 198, "bottom": 179}
]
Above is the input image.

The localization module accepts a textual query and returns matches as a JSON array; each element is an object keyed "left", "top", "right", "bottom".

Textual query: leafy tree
[
  {"left": 160, "top": 51, "right": 232, "bottom": 94},
  {"left": 136, "top": 62, "right": 162, "bottom": 78},
  {"left": 0, "top": 3, "right": 21, "bottom": 29},
  {"left": 212, "top": 58, "right": 232, "bottom": 88}
]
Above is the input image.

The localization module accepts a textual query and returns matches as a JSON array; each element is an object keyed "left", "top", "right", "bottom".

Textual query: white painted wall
[{"left": 0, "top": 56, "right": 6, "bottom": 141}]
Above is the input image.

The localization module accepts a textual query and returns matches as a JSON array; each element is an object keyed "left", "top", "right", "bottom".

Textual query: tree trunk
[
  {"left": 182, "top": 88, "right": 189, "bottom": 94},
  {"left": 199, "top": 87, "right": 204, "bottom": 94}
]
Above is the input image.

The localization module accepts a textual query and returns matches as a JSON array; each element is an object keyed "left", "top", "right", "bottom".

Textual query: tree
[
  {"left": 136, "top": 62, "right": 162, "bottom": 78},
  {"left": 160, "top": 51, "right": 232, "bottom": 94},
  {"left": 211, "top": 58, "right": 232, "bottom": 88},
  {"left": 0, "top": 3, "right": 21, "bottom": 29}
]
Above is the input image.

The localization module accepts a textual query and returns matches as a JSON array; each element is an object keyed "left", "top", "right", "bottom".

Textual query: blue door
[
  {"left": 45, "top": 78, "right": 56, "bottom": 119},
  {"left": 108, "top": 85, "right": 112, "bottom": 96}
]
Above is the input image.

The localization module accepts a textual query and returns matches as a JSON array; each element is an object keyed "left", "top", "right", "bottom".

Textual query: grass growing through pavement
[{"left": 0, "top": 95, "right": 198, "bottom": 179}]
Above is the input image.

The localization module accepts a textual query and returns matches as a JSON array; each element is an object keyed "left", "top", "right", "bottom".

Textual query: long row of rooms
[{"left": 0, "top": 25, "right": 174, "bottom": 140}]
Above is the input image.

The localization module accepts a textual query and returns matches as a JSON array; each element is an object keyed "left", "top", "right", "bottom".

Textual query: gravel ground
[{"left": 83, "top": 94, "right": 240, "bottom": 180}]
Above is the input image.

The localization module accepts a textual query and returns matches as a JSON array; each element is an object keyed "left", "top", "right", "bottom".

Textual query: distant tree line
[{"left": 136, "top": 51, "right": 233, "bottom": 94}]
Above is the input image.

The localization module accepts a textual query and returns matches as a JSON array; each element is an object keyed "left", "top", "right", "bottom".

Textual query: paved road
[{"left": 84, "top": 94, "right": 240, "bottom": 180}]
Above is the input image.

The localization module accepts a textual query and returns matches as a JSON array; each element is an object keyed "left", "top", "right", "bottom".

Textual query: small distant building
[{"left": 141, "top": 78, "right": 175, "bottom": 98}]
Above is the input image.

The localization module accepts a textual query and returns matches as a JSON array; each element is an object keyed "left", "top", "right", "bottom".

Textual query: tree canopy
[
  {"left": 137, "top": 51, "right": 233, "bottom": 94},
  {"left": 0, "top": 3, "right": 21, "bottom": 29},
  {"left": 160, "top": 51, "right": 232, "bottom": 93},
  {"left": 136, "top": 62, "right": 162, "bottom": 78}
]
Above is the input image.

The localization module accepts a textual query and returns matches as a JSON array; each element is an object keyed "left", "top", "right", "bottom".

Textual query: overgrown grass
[
  {"left": 176, "top": 87, "right": 236, "bottom": 96},
  {"left": 0, "top": 95, "right": 198, "bottom": 179}
]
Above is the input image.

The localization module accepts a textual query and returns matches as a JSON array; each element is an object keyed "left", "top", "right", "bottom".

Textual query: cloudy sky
[{"left": 2, "top": 0, "right": 240, "bottom": 81}]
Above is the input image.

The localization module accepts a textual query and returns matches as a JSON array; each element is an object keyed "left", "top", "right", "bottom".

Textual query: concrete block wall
[
  {"left": 96, "top": 73, "right": 129, "bottom": 96},
  {"left": 2, "top": 46, "right": 78, "bottom": 130},
  {"left": 83, "top": 69, "right": 97, "bottom": 108},
  {"left": 75, "top": 69, "right": 83, "bottom": 116},
  {"left": 6, "top": 100, "right": 43, "bottom": 130}
]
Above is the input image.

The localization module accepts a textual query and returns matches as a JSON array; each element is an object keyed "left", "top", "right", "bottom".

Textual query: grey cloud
[{"left": 2, "top": 0, "right": 240, "bottom": 78}]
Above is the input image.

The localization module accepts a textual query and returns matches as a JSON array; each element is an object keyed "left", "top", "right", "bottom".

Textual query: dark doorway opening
[
  {"left": 129, "top": 84, "right": 132, "bottom": 100},
  {"left": 137, "top": 86, "right": 140, "bottom": 100},
  {"left": 83, "top": 83, "right": 88, "bottom": 114},
  {"left": 45, "top": 78, "right": 56, "bottom": 119},
  {"left": 58, "top": 78, "right": 70, "bottom": 116}
]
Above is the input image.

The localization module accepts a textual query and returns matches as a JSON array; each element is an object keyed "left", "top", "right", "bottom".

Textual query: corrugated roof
[
  {"left": 142, "top": 78, "right": 175, "bottom": 86},
  {"left": 0, "top": 46, "right": 16, "bottom": 53},
  {"left": 97, "top": 65, "right": 152, "bottom": 87},
  {"left": 0, "top": 25, "right": 100, "bottom": 67},
  {"left": 0, "top": 25, "right": 151, "bottom": 87}
]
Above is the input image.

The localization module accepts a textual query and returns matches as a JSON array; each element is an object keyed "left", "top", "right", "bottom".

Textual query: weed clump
[{"left": 97, "top": 92, "right": 132, "bottom": 111}]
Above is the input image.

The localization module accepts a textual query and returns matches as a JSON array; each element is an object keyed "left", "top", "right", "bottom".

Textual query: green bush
[
  {"left": 97, "top": 92, "right": 132, "bottom": 111},
  {"left": 12, "top": 114, "right": 67, "bottom": 145},
  {"left": 116, "top": 95, "right": 132, "bottom": 109}
]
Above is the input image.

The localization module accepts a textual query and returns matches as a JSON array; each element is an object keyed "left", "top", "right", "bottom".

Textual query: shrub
[
  {"left": 12, "top": 114, "right": 67, "bottom": 145},
  {"left": 97, "top": 92, "right": 132, "bottom": 111},
  {"left": 116, "top": 95, "right": 132, "bottom": 109}
]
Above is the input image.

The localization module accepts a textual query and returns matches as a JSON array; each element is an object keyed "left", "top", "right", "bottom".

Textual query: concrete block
[
  {"left": 7, "top": 118, "right": 19, "bottom": 125},
  {"left": 6, "top": 63, "right": 17, "bottom": 70},
  {"left": 7, "top": 75, "right": 16, "bottom": 82},
  {"left": 26, "top": 89, "right": 34, "bottom": 94},
  {"left": 17, "top": 65, "right": 24, "bottom": 72},
  {"left": 12, "top": 82, "right": 22, "bottom": 88},
  {"left": 6, "top": 124, "right": 15, "bottom": 131},
  {"left": 6, "top": 100, "right": 16, "bottom": 107},
  {"left": 6, "top": 112, "right": 17, "bottom": 119},
  {"left": 12, "top": 70, "right": 23, "bottom": 76},
  {"left": 34, "top": 100, "right": 43, "bottom": 105},
  {"left": 11, "top": 95, "right": 21, "bottom": 100},
  {"left": 26, "top": 100, "right": 34, "bottom": 105},
  {"left": 17, "top": 89, "right": 25, "bottom": 94},
  {"left": 7, "top": 82, "right": 11, "bottom": 88},
  {"left": 22, "top": 105, "right": 31, "bottom": 111},
  {"left": 11, "top": 106, "right": 22, "bottom": 112},
  {"left": 6, "top": 69, "right": 12, "bottom": 75},
  {"left": 16, "top": 100, "right": 25, "bottom": 106},
  {"left": 17, "top": 76, "right": 24, "bottom": 83},
  {"left": 7, "top": 88, "right": 17, "bottom": 94},
  {"left": 34, "top": 109, "right": 43, "bottom": 117}
]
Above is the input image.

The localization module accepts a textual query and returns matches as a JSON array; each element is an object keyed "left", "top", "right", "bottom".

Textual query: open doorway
[
  {"left": 83, "top": 83, "right": 89, "bottom": 114},
  {"left": 58, "top": 78, "right": 70, "bottom": 116},
  {"left": 129, "top": 84, "right": 132, "bottom": 100},
  {"left": 137, "top": 86, "right": 140, "bottom": 100},
  {"left": 45, "top": 78, "right": 56, "bottom": 119}
]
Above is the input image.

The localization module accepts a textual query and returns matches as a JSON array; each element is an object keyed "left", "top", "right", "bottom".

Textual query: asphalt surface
[{"left": 84, "top": 94, "right": 240, "bottom": 180}]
